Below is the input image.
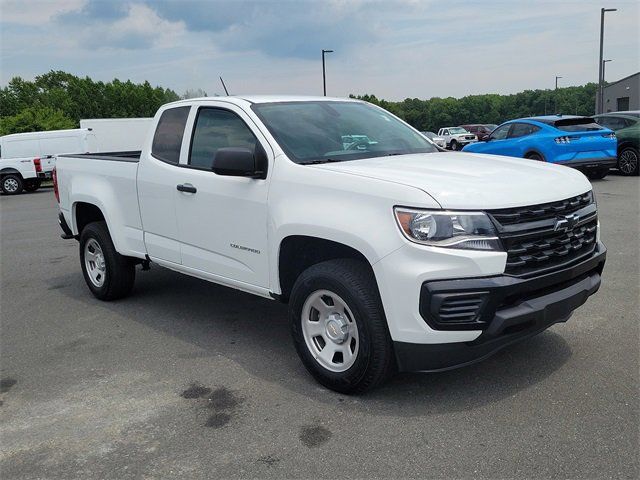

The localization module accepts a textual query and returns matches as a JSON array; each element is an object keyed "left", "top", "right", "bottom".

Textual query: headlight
[{"left": 394, "top": 208, "right": 502, "bottom": 251}]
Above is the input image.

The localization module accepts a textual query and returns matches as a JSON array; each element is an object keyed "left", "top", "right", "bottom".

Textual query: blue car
[{"left": 462, "top": 115, "right": 617, "bottom": 178}]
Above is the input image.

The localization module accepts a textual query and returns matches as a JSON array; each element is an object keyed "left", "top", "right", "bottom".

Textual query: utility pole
[
  {"left": 554, "top": 76, "right": 562, "bottom": 113},
  {"left": 598, "top": 8, "right": 617, "bottom": 113},
  {"left": 322, "top": 49, "right": 334, "bottom": 96}
]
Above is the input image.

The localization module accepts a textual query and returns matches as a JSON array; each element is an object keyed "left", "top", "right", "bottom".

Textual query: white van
[
  {"left": 0, "top": 128, "right": 98, "bottom": 195},
  {"left": 80, "top": 118, "right": 152, "bottom": 152}
]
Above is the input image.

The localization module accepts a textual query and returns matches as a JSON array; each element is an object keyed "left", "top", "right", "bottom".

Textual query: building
[{"left": 600, "top": 72, "right": 640, "bottom": 112}]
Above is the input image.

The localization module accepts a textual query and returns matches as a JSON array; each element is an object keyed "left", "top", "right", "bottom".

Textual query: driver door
[{"left": 174, "top": 103, "right": 273, "bottom": 289}]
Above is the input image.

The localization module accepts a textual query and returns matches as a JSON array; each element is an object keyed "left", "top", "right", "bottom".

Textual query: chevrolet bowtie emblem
[{"left": 554, "top": 213, "right": 580, "bottom": 233}]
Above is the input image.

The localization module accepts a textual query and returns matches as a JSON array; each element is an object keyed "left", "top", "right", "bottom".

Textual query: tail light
[
  {"left": 33, "top": 157, "right": 42, "bottom": 173},
  {"left": 52, "top": 167, "right": 60, "bottom": 203}
]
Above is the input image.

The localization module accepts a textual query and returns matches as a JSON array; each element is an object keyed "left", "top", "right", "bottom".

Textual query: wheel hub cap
[
  {"left": 300, "top": 290, "right": 360, "bottom": 372},
  {"left": 325, "top": 314, "right": 349, "bottom": 344}
]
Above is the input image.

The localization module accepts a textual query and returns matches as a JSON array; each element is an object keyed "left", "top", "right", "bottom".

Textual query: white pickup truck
[
  {"left": 54, "top": 96, "right": 606, "bottom": 393},
  {"left": 437, "top": 127, "right": 477, "bottom": 150}
]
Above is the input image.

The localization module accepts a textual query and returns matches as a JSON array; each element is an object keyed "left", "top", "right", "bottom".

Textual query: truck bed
[{"left": 59, "top": 151, "right": 141, "bottom": 162}]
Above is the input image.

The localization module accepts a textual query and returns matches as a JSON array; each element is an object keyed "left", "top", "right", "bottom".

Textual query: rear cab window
[{"left": 151, "top": 106, "right": 190, "bottom": 164}]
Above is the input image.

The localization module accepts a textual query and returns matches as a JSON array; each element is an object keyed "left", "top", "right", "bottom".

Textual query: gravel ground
[{"left": 1, "top": 175, "right": 638, "bottom": 479}]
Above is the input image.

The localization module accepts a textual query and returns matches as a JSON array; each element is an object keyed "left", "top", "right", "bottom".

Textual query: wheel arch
[
  {"left": 524, "top": 149, "right": 546, "bottom": 161},
  {"left": 276, "top": 235, "right": 375, "bottom": 302},
  {"left": 72, "top": 201, "right": 107, "bottom": 237},
  {"left": 0, "top": 168, "right": 23, "bottom": 178}
]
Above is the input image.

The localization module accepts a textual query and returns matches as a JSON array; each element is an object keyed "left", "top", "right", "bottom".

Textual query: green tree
[{"left": 0, "top": 106, "right": 76, "bottom": 135}]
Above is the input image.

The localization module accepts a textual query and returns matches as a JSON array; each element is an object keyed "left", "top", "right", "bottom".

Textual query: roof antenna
[{"left": 220, "top": 76, "right": 230, "bottom": 96}]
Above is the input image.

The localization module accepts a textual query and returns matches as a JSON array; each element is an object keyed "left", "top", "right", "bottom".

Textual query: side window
[
  {"left": 490, "top": 124, "right": 510, "bottom": 140},
  {"left": 443, "top": 129, "right": 449, "bottom": 135},
  {"left": 151, "top": 106, "right": 190, "bottom": 164},
  {"left": 189, "top": 108, "right": 258, "bottom": 169},
  {"left": 509, "top": 123, "right": 538, "bottom": 138}
]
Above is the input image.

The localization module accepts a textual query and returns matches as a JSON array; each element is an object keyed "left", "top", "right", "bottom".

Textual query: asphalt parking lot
[{"left": 1, "top": 175, "right": 638, "bottom": 479}]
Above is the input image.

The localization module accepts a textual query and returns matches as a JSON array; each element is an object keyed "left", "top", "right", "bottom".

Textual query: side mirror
[{"left": 212, "top": 146, "right": 267, "bottom": 179}]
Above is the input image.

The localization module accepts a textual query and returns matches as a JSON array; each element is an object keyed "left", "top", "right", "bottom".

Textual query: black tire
[
  {"left": 1, "top": 174, "right": 23, "bottom": 195},
  {"left": 618, "top": 147, "right": 639, "bottom": 176},
  {"left": 23, "top": 179, "right": 42, "bottom": 192},
  {"left": 79, "top": 221, "right": 135, "bottom": 301},
  {"left": 450, "top": 140, "right": 459, "bottom": 151},
  {"left": 587, "top": 168, "right": 609, "bottom": 180},
  {"left": 289, "top": 259, "right": 395, "bottom": 394},
  {"left": 525, "top": 152, "right": 544, "bottom": 161}
]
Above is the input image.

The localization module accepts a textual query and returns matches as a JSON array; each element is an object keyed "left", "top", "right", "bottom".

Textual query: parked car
[
  {"left": 461, "top": 124, "right": 495, "bottom": 141},
  {"left": 420, "top": 131, "right": 446, "bottom": 148},
  {"left": 437, "top": 127, "right": 477, "bottom": 150},
  {"left": 54, "top": 96, "right": 605, "bottom": 393},
  {"left": 594, "top": 111, "right": 640, "bottom": 176},
  {"left": 0, "top": 128, "right": 96, "bottom": 194},
  {"left": 462, "top": 115, "right": 617, "bottom": 179}
]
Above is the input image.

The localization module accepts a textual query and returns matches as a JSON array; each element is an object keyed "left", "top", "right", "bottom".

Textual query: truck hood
[{"left": 311, "top": 152, "right": 592, "bottom": 209}]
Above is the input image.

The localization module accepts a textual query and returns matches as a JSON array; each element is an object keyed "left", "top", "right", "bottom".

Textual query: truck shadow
[{"left": 50, "top": 264, "right": 572, "bottom": 417}]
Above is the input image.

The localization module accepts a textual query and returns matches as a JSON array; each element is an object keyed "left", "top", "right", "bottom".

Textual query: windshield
[
  {"left": 449, "top": 127, "right": 468, "bottom": 134},
  {"left": 251, "top": 101, "right": 437, "bottom": 164}
]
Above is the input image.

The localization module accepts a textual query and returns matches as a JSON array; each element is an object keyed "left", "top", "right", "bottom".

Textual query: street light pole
[
  {"left": 598, "top": 8, "right": 617, "bottom": 114},
  {"left": 602, "top": 59, "right": 612, "bottom": 112},
  {"left": 322, "top": 49, "right": 334, "bottom": 96}
]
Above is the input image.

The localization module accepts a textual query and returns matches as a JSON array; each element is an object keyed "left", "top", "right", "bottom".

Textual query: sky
[{"left": 1, "top": 0, "right": 638, "bottom": 101}]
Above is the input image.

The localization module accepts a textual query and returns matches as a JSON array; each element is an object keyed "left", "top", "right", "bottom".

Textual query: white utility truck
[
  {"left": 54, "top": 96, "right": 606, "bottom": 393},
  {"left": 1, "top": 128, "right": 97, "bottom": 194},
  {"left": 80, "top": 118, "right": 153, "bottom": 152}
]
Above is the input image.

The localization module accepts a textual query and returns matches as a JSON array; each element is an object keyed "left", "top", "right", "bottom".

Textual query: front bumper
[{"left": 394, "top": 243, "right": 606, "bottom": 372}]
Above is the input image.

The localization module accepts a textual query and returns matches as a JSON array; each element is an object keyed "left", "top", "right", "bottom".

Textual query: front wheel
[
  {"left": 1, "top": 174, "right": 23, "bottom": 195},
  {"left": 450, "top": 140, "right": 460, "bottom": 151},
  {"left": 79, "top": 221, "right": 135, "bottom": 301},
  {"left": 618, "top": 147, "right": 639, "bottom": 176},
  {"left": 289, "top": 259, "right": 395, "bottom": 394}
]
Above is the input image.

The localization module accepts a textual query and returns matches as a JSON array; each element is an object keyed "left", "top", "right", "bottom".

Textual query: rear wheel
[
  {"left": 79, "top": 221, "right": 135, "bottom": 301},
  {"left": 1, "top": 174, "right": 23, "bottom": 195},
  {"left": 618, "top": 147, "right": 639, "bottom": 176},
  {"left": 587, "top": 168, "right": 609, "bottom": 180},
  {"left": 525, "top": 152, "right": 544, "bottom": 161},
  {"left": 289, "top": 259, "right": 395, "bottom": 394},
  {"left": 23, "top": 179, "right": 42, "bottom": 192}
]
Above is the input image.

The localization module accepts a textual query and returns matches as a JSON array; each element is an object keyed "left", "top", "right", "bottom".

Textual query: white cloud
[{"left": 0, "top": 0, "right": 86, "bottom": 26}]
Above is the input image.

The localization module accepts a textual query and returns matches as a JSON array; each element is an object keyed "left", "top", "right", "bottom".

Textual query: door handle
[{"left": 176, "top": 183, "right": 197, "bottom": 193}]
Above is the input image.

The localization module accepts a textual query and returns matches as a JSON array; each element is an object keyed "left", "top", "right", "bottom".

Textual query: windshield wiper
[{"left": 300, "top": 158, "right": 344, "bottom": 165}]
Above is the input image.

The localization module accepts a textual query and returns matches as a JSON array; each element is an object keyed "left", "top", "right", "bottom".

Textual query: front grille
[
  {"left": 489, "top": 191, "right": 593, "bottom": 225},
  {"left": 504, "top": 220, "right": 597, "bottom": 275},
  {"left": 488, "top": 191, "right": 597, "bottom": 276}
]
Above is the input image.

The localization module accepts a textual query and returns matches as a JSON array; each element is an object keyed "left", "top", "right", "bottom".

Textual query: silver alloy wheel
[
  {"left": 619, "top": 149, "right": 638, "bottom": 175},
  {"left": 84, "top": 238, "right": 106, "bottom": 287},
  {"left": 3, "top": 177, "right": 19, "bottom": 193},
  {"left": 301, "top": 289, "right": 359, "bottom": 372}
]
